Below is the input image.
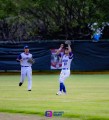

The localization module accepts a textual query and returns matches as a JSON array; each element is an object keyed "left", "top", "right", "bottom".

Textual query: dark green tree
[{"left": 0, "top": 0, "right": 109, "bottom": 40}]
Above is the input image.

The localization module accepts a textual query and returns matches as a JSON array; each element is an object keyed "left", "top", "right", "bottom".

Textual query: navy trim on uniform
[
  {"left": 62, "top": 68, "right": 68, "bottom": 70},
  {"left": 69, "top": 52, "right": 73, "bottom": 59},
  {"left": 17, "top": 54, "right": 22, "bottom": 60},
  {"left": 58, "top": 53, "right": 61, "bottom": 57},
  {"left": 21, "top": 66, "right": 30, "bottom": 67}
]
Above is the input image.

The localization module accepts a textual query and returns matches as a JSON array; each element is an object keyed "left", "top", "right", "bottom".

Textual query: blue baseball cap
[{"left": 24, "top": 45, "right": 29, "bottom": 49}]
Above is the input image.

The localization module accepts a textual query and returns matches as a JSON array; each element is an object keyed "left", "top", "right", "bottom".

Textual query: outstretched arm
[
  {"left": 68, "top": 44, "right": 73, "bottom": 59},
  {"left": 68, "top": 44, "right": 72, "bottom": 53},
  {"left": 56, "top": 44, "right": 64, "bottom": 55}
]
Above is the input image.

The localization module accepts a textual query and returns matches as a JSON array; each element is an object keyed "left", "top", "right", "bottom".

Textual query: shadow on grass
[{"left": 0, "top": 109, "right": 109, "bottom": 120}]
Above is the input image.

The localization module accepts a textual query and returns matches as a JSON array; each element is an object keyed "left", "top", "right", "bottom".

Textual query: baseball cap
[{"left": 24, "top": 45, "right": 29, "bottom": 49}]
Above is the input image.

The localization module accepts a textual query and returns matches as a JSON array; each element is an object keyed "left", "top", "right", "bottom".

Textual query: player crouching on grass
[
  {"left": 16, "top": 45, "right": 35, "bottom": 91},
  {"left": 56, "top": 41, "right": 73, "bottom": 95}
]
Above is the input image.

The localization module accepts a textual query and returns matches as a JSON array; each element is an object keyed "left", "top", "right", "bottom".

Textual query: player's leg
[
  {"left": 19, "top": 67, "right": 26, "bottom": 86},
  {"left": 27, "top": 67, "right": 32, "bottom": 91},
  {"left": 62, "top": 83, "right": 66, "bottom": 93},
  {"left": 59, "top": 82, "right": 66, "bottom": 94},
  {"left": 61, "top": 70, "right": 70, "bottom": 93},
  {"left": 57, "top": 70, "right": 70, "bottom": 95},
  {"left": 57, "top": 70, "right": 66, "bottom": 95}
]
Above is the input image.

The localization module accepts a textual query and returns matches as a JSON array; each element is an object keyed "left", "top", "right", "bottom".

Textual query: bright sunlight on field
[{"left": 0, "top": 74, "right": 109, "bottom": 120}]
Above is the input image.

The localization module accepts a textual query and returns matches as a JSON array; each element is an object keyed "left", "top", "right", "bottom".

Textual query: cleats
[
  {"left": 19, "top": 82, "right": 23, "bottom": 86},
  {"left": 28, "top": 90, "right": 31, "bottom": 91},
  {"left": 56, "top": 91, "right": 66, "bottom": 95},
  {"left": 56, "top": 91, "right": 62, "bottom": 95},
  {"left": 19, "top": 82, "right": 32, "bottom": 91}
]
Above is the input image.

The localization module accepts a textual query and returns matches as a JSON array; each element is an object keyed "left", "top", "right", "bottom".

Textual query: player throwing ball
[
  {"left": 56, "top": 41, "right": 73, "bottom": 95},
  {"left": 16, "top": 45, "right": 34, "bottom": 91}
]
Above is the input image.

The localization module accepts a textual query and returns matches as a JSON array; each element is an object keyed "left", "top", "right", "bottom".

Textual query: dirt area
[
  {"left": 0, "top": 113, "right": 79, "bottom": 120},
  {"left": 0, "top": 113, "right": 44, "bottom": 120}
]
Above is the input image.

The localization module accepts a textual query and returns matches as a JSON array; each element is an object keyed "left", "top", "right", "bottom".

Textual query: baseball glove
[
  {"left": 65, "top": 40, "right": 71, "bottom": 45},
  {"left": 27, "top": 58, "right": 35, "bottom": 64}
]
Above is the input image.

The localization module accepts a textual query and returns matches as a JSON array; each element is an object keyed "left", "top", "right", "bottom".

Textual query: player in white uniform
[
  {"left": 56, "top": 44, "right": 73, "bottom": 95},
  {"left": 16, "top": 46, "right": 33, "bottom": 91}
]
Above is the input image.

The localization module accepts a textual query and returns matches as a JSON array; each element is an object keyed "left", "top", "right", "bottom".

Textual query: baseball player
[
  {"left": 16, "top": 45, "right": 34, "bottom": 91},
  {"left": 56, "top": 42, "right": 73, "bottom": 95}
]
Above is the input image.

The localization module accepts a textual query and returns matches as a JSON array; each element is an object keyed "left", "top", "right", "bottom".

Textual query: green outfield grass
[{"left": 0, "top": 74, "right": 109, "bottom": 120}]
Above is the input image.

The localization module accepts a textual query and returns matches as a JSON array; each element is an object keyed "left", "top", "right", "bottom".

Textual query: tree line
[{"left": 0, "top": 0, "right": 109, "bottom": 41}]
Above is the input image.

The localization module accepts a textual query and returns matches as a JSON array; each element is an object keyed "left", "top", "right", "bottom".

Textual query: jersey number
[{"left": 64, "top": 62, "right": 67, "bottom": 66}]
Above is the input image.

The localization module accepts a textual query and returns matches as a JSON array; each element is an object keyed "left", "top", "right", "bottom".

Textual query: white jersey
[
  {"left": 18, "top": 52, "right": 32, "bottom": 67},
  {"left": 60, "top": 52, "right": 73, "bottom": 70}
]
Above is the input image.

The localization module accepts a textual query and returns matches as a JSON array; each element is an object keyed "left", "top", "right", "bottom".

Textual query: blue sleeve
[
  {"left": 58, "top": 53, "right": 61, "bottom": 57},
  {"left": 17, "top": 54, "right": 22, "bottom": 60},
  {"left": 69, "top": 52, "right": 73, "bottom": 59}
]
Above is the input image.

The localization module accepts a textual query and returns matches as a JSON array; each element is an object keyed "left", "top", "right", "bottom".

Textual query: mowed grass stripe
[{"left": 0, "top": 74, "right": 109, "bottom": 120}]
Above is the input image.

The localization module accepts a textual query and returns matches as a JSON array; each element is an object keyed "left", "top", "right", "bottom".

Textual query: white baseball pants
[
  {"left": 20, "top": 66, "right": 32, "bottom": 90},
  {"left": 59, "top": 70, "right": 70, "bottom": 83}
]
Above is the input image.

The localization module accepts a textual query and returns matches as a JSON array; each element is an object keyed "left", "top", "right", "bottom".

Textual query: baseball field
[{"left": 0, "top": 74, "right": 109, "bottom": 120}]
